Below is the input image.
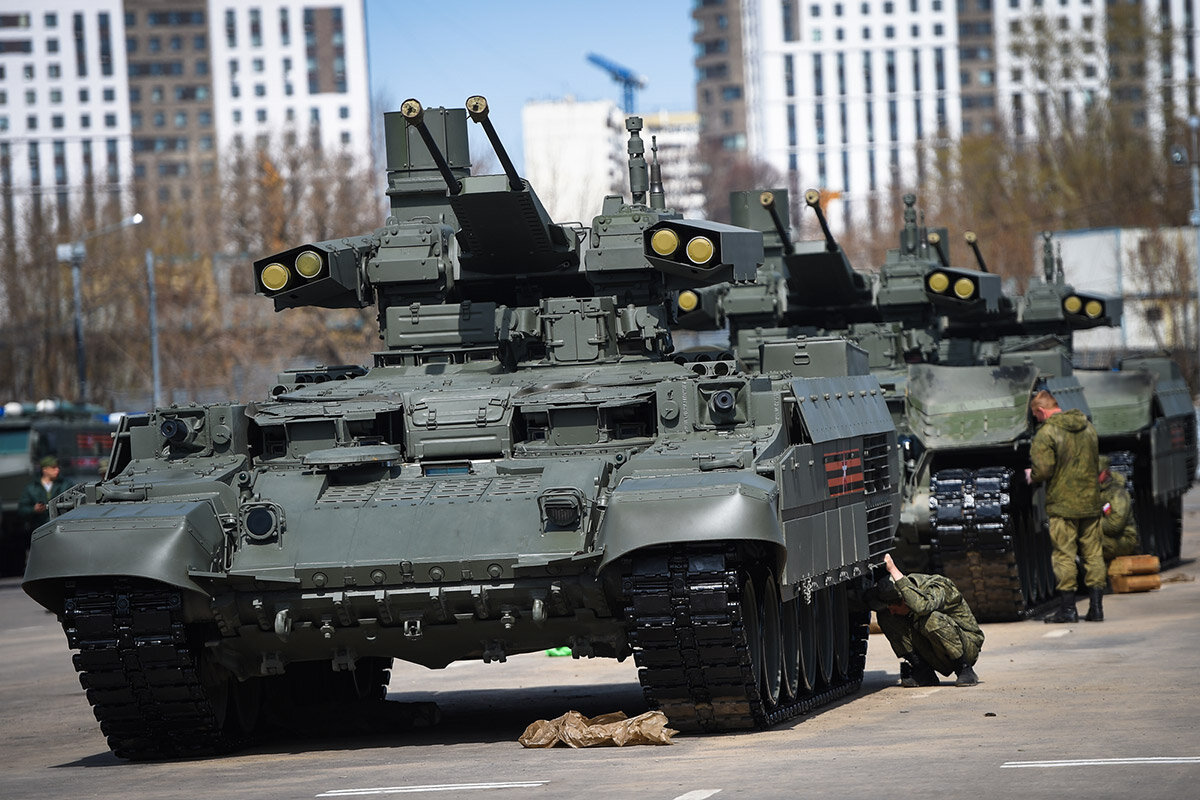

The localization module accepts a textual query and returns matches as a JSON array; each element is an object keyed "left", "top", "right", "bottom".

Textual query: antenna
[{"left": 586, "top": 52, "right": 647, "bottom": 114}]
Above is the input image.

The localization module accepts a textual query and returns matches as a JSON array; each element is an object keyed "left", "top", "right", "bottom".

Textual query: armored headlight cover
[
  {"left": 241, "top": 502, "right": 285, "bottom": 543},
  {"left": 538, "top": 489, "right": 586, "bottom": 531}
]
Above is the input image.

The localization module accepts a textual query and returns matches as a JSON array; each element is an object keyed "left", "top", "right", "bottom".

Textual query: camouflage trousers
[
  {"left": 1102, "top": 530, "right": 1140, "bottom": 563},
  {"left": 1049, "top": 515, "right": 1105, "bottom": 591},
  {"left": 877, "top": 611, "right": 984, "bottom": 677}
]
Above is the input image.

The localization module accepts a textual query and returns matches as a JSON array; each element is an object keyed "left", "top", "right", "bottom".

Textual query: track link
[
  {"left": 929, "top": 467, "right": 1053, "bottom": 622},
  {"left": 623, "top": 547, "right": 866, "bottom": 733},
  {"left": 62, "top": 580, "right": 236, "bottom": 760}
]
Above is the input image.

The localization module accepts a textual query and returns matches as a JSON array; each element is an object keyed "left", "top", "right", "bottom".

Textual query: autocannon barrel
[
  {"left": 466, "top": 95, "right": 522, "bottom": 192},
  {"left": 759, "top": 191, "right": 794, "bottom": 255},
  {"left": 964, "top": 231, "right": 989, "bottom": 273},
  {"left": 400, "top": 98, "right": 463, "bottom": 194},
  {"left": 804, "top": 189, "right": 839, "bottom": 253},
  {"left": 927, "top": 231, "right": 950, "bottom": 267}
]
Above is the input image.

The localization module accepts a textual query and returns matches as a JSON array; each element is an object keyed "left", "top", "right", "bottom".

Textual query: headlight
[
  {"left": 1084, "top": 299, "right": 1103, "bottom": 318},
  {"left": 678, "top": 290, "right": 699, "bottom": 312},
  {"left": 1063, "top": 295, "right": 1083, "bottom": 314},
  {"left": 953, "top": 277, "right": 975, "bottom": 299},
  {"left": 927, "top": 271, "right": 949, "bottom": 293}
]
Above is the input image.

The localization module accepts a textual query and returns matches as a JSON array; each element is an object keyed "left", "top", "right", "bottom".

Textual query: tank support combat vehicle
[{"left": 24, "top": 98, "right": 900, "bottom": 758}]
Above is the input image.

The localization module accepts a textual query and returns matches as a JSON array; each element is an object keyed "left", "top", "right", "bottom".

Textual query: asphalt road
[{"left": 2, "top": 498, "right": 1198, "bottom": 800}]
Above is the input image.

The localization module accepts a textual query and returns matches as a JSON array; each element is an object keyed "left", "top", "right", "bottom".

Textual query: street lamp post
[
  {"left": 55, "top": 213, "right": 144, "bottom": 402},
  {"left": 1191, "top": 116, "right": 1200, "bottom": 399}
]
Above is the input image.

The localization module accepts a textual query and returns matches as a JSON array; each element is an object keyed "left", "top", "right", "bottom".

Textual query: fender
[
  {"left": 596, "top": 470, "right": 783, "bottom": 570},
  {"left": 23, "top": 500, "right": 224, "bottom": 613}
]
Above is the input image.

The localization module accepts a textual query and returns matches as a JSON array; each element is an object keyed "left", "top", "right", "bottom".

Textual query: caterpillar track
[
  {"left": 62, "top": 581, "right": 242, "bottom": 760},
  {"left": 624, "top": 547, "right": 868, "bottom": 732},
  {"left": 929, "top": 467, "right": 1056, "bottom": 622},
  {"left": 61, "top": 581, "right": 397, "bottom": 760}
]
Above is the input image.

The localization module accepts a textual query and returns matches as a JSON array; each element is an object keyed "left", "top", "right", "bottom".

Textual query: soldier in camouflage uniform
[
  {"left": 1027, "top": 390, "right": 1105, "bottom": 623},
  {"left": 869, "top": 554, "right": 984, "bottom": 687},
  {"left": 1098, "top": 455, "right": 1139, "bottom": 564}
]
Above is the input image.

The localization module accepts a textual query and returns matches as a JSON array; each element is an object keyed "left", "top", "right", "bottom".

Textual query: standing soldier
[
  {"left": 16, "top": 456, "right": 73, "bottom": 569},
  {"left": 1026, "top": 390, "right": 1105, "bottom": 623},
  {"left": 1098, "top": 455, "right": 1139, "bottom": 564},
  {"left": 869, "top": 554, "right": 984, "bottom": 687}
]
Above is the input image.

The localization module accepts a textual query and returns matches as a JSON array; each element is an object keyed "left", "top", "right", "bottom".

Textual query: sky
[{"left": 363, "top": 0, "right": 697, "bottom": 173}]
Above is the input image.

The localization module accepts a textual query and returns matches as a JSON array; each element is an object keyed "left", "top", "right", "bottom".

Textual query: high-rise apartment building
[
  {"left": 0, "top": 0, "right": 370, "bottom": 243},
  {"left": 208, "top": 1, "right": 370, "bottom": 160},
  {"left": 694, "top": 0, "right": 1197, "bottom": 231},
  {"left": 0, "top": 2, "right": 135, "bottom": 238},
  {"left": 124, "top": 0, "right": 214, "bottom": 213}
]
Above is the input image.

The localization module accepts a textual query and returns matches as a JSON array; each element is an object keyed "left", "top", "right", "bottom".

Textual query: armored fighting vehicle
[
  {"left": 909, "top": 231, "right": 1193, "bottom": 618},
  {"left": 0, "top": 400, "right": 113, "bottom": 576},
  {"left": 674, "top": 191, "right": 1045, "bottom": 618},
  {"left": 995, "top": 235, "right": 1196, "bottom": 566},
  {"left": 23, "top": 98, "right": 901, "bottom": 759},
  {"left": 1075, "top": 356, "right": 1195, "bottom": 565}
]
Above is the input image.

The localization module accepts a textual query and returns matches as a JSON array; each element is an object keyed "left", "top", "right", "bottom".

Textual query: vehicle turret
[{"left": 253, "top": 97, "right": 762, "bottom": 367}]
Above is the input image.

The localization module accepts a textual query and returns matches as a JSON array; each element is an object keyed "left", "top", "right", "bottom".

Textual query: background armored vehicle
[
  {"left": 676, "top": 190, "right": 1056, "bottom": 620},
  {"left": 0, "top": 400, "right": 113, "bottom": 576},
  {"left": 23, "top": 98, "right": 900, "bottom": 759},
  {"left": 908, "top": 232, "right": 1193, "bottom": 617},
  {"left": 1074, "top": 357, "right": 1195, "bottom": 565}
]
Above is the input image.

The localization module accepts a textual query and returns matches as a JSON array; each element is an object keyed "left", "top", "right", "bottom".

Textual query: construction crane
[{"left": 586, "top": 52, "right": 647, "bottom": 114}]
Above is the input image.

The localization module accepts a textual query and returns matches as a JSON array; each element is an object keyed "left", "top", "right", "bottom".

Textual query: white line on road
[
  {"left": 1002, "top": 757, "right": 1200, "bottom": 769},
  {"left": 317, "top": 782, "right": 549, "bottom": 797},
  {"left": 672, "top": 791, "right": 722, "bottom": 800},
  {"left": 1042, "top": 629, "right": 1072, "bottom": 638}
]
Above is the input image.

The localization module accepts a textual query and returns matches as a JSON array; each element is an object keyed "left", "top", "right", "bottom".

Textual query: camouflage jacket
[
  {"left": 1030, "top": 408, "right": 1100, "bottom": 518},
  {"left": 892, "top": 573, "right": 983, "bottom": 637},
  {"left": 1099, "top": 470, "right": 1137, "bottom": 541}
]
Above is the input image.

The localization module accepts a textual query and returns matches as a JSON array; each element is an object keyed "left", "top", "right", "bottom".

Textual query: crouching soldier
[
  {"left": 869, "top": 554, "right": 984, "bottom": 687},
  {"left": 1098, "top": 455, "right": 1139, "bottom": 565}
]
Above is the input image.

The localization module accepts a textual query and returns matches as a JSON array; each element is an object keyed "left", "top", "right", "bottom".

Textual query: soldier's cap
[
  {"left": 39, "top": 456, "right": 59, "bottom": 469},
  {"left": 1098, "top": 455, "right": 1111, "bottom": 473},
  {"left": 866, "top": 577, "right": 902, "bottom": 611}
]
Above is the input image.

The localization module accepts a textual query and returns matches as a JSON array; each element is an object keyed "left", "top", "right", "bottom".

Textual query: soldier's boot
[
  {"left": 1044, "top": 592, "right": 1079, "bottom": 624},
  {"left": 954, "top": 659, "right": 979, "bottom": 687},
  {"left": 1084, "top": 587, "right": 1104, "bottom": 622},
  {"left": 899, "top": 653, "right": 939, "bottom": 687}
]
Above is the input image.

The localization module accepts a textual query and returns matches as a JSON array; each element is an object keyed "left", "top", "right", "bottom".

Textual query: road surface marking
[
  {"left": 317, "top": 781, "right": 549, "bottom": 796},
  {"left": 1042, "top": 629, "right": 1072, "bottom": 638},
  {"left": 673, "top": 792, "right": 722, "bottom": 800},
  {"left": 1002, "top": 757, "right": 1200, "bottom": 769}
]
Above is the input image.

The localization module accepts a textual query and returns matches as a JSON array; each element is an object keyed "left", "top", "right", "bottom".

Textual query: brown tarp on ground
[{"left": 518, "top": 710, "right": 677, "bottom": 748}]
